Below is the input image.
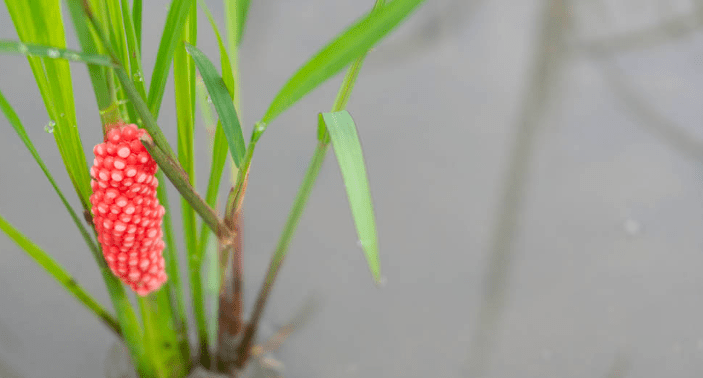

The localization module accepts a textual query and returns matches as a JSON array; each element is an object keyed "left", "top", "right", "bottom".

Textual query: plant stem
[
  {"left": 140, "top": 135, "right": 232, "bottom": 241},
  {"left": 83, "top": 1, "right": 235, "bottom": 245},
  {"left": 234, "top": 0, "right": 386, "bottom": 365},
  {"left": 154, "top": 177, "right": 191, "bottom": 364},
  {"left": 234, "top": 140, "right": 327, "bottom": 366},
  {"left": 138, "top": 296, "right": 168, "bottom": 378},
  {"left": 216, "top": 208, "right": 243, "bottom": 370},
  {"left": 80, "top": 0, "right": 175, "bottom": 157}
]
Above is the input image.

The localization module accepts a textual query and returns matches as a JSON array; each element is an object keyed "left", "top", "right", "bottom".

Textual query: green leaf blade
[
  {"left": 146, "top": 0, "right": 193, "bottom": 118},
  {"left": 0, "top": 40, "right": 115, "bottom": 65},
  {"left": 185, "top": 43, "right": 246, "bottom": 167},
  {"left": 3, "top": 1, "right": 95, "bottom": 210},
  {"left": 321, "top": 111, "right": 381, "bottom": 282},
  {"left": 0, "top": 213, "right": 120, "bottom": 335},
  {"left": 261, "top": 0, "right": 425, "bottom": 126}
]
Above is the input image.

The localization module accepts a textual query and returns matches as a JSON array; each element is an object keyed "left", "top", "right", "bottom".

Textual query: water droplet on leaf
[
  {"left": 47, "top": 49, "right": 60, "bottom": 59},
  {"left": 44, "top": 120, "right": 56, "bottom": 134},
  {"left": 133, "top": 72, "right": 143, "bottom": 82},
  {"left": 17, "top": 43, "right": 28, "bottom": 55}
]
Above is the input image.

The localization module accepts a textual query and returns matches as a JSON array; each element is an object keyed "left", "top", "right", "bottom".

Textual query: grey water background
[{"left": 2, "top": 0, "right": 703, "bottom": 377}]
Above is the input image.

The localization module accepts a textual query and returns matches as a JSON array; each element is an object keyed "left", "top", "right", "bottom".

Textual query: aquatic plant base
[{"left": 104, "top": 321, "right": 287, "bottom": 378}]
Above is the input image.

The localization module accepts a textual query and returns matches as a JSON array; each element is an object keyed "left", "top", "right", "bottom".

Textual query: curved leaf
[
  {"left": 260, "top": 0, "right": 425, "bottom": 127},
  {"left": 185, "top": 43, "right": 246, "bottom": 167},
  {"left": 320, "top": 111, "right": 381, "bottom": 282}
]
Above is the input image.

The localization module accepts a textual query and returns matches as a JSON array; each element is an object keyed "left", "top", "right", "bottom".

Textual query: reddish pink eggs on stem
[{"left": 90, "top": 123, "right": 167, "bottom": 296}]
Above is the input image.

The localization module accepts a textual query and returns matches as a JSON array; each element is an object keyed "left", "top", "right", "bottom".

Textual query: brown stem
[
  {"left": 231, "top": 209, "right": 244, "bottom": 333},
  {"left": 233, "top": 263, "right": 277, "bottom": 368},
  {"left": 217, "top": 208, "right": 244, "bottom": 370}
]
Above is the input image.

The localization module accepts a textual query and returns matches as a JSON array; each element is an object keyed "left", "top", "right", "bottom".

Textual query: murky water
[{"left": 2, "top": 0, "right": 703, "bottom": 377}]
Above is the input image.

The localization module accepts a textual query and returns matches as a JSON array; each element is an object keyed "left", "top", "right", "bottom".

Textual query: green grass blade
[
  {"left": 224, "top": 0, "right": 250, "bottom": 47},
  {"left": 4, "top": 1, "right": 95, "bottom": 210},
  {"left": 259, "top": 0, "right": 425, "bottom": 128},
  {"left": 0, "top": 88, "right": 103, "bottom": 269},
  {"left": 146, "top": 0, "right": 193, "bottom": 118},
  {"left": 100, "top": 269, "right": 152, "bottom": 377},
  {"left": 120, "top": 0, "right": 146, "bottom": 100},
  {"left": 0, "top": 213, "right": 120, "bottom": 335},
  {"left": 197, "top": 1, "right": 236, "bottom": 271},
  {"left": 202, "top": 234, "right": 220, "bottom": 355},
  {"left": 173, "top": 2, "right": 198, "bottom": 285},
  {"left": 174, "top": 4, "right": 213, "bottom": 364},
  {"left": 223, "top": 0, "right": 249, "bottom": 115},
  {"left": 132, "top": 1, "right": 187, "bottom": 363},
  {"left": 320, "top": 111, "right": 381, "bottom": 282},
  {"left": 132, "top": 0, "right": 143, "bottom": 54},
  {"left": 0, "top": 40, "right": 115, "bottom": 66},
  {"left": 4, "top": 2, "right": 151, "bottom": 375},
  {"left": 154, "top": 175, "right": 191, "bottom": 362},
  {"left": 64, "top": 1, "right": 112, "bottom": 110},
  {"left": 185, "top": 43, "right": 245, "bottom": 167},
  {"left": 138, "top": 294, "right": 186, "bottom": 378},
  {"left": 196, "top": 122, "right": 228, "bottom": 273},
  {"left": 151, "top": 291, "right": 188, "bottom": 377},
  {"left": 195, "top": 73, "right": 227, "bottom": 320},
  {"left": 105, "top": 0, "right": 129, "bottom": 73},
  {"left": 104, "top": 0, "right": 138, "bottom": 122},
  {"left": 198, "top": 0, "right": 235, "bottom": 95}
]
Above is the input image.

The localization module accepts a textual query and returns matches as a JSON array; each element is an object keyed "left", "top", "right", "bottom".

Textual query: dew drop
[
  {"left": 44, "top": 120, "right": 56, "bottom": 133},
  {"left": 17, "top": 43, "right": 28, "bottom": 55},
  {"left": 133, "top": 72, "right": 143, "bottom": 82},
  {"left": 65, "top": 52, "right": 79, "bottom": 61},
  {"left": 255, "top": 122, "right": 266, "bottom": 133},
  {"left": 206, "top": 96, "right": 212, "bottom": 104},
  {"left": 47, "top": 49, "right": 60, "bottom": 59}
]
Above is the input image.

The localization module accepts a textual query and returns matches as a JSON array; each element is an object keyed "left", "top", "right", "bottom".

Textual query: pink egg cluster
[{"left": 89, "top": 123, "right": 167, "bottom": 296}]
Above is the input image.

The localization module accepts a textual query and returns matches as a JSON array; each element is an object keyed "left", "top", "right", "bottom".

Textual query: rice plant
[{"left": 0, "top": 0, "right": 425, "bottom": 376}]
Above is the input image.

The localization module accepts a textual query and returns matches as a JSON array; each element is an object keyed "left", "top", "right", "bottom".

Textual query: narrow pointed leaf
[
  {"left": 196, "top": 2, "right": 235, "bottom": 280},
  {"left": 64, "top": 0, "right": 112, "bottom": 109},
  {"left": 185, "top": 43, "right": 246, "bottom": 167},
  {"left": 146, "top": 0, "right": 193, "bottom": 117},
  {"left": 0, "top": 88, "right": 101, "bottom": 266},
  {"left": 261, "top": 0, "right": 425, "bottom": 127},
  {"left": 0, "top": 213, "right": 120, "bottom": 334},
  {"left": 0, "top": 40, "right": 114, "bottom": 66},
  {"left": 133, "top": 0, "right": 143, "bottom": 52},
  {"left": 320, "top": 111, "right": 381, "bottom": 282}
]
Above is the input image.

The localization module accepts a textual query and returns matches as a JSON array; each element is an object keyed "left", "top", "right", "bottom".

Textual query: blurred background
[{"left": 2, "top": 0, "right": 703, "bottom": 377}]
